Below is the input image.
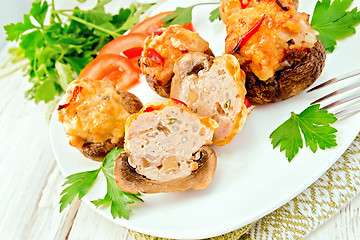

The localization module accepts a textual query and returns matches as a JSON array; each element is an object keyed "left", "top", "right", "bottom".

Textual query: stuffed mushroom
[
  {"left": 114, "top": 99, "right": 218, "bottom": 193},
  {"left": 220, "top": 0, "right": 326, "bottom": 104},
  {"left": 170, "top": 53, "right": 252, "bottom": 146},
  {"left": 139, "top": 25, "right": 213, "bottom": 98},
  {"left": 58, "top": 78, "right": 143, "bottom": 161}
]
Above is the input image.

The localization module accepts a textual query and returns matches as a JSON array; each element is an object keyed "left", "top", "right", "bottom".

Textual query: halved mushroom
[
  {"left": 58, "top": 78, "right": 143, "bottom": 161},
  {"left": 114, "top": 146, "right": 216, "bottom": 194},
  {"left": 114, "top": 99, "right": 218, "bottom": 193},
  {"left": 170, "top": 53, "right": 252, "bottom": 146},
  {"left": 139, "top": 25, "right": 214, "bottom": 98}
]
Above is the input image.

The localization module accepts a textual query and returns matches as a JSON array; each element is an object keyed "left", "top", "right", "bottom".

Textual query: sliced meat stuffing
[
  {"left": 114, "top": 99, "right": 218, "bottom": 193},
  {"left": 171, "top": 53, "right": 252, "bottom": 146},
  {"left": 139, "top": 25, "right": 213, "bottom": 98}
]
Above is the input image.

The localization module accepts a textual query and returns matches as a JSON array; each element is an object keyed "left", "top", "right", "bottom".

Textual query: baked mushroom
[
  {"left": 170, "top": 53, "right": 253, "bottom": 146},
  {"left": 220, "top": 0, "right": 326, "bottom": 104},
  {"left": 139, "top": 25, "right": 213, "bottom": 98},
  {"left": 58, "top": 78, "right": 143, "bottom": 161},
  {"left": 114, "top": 99, "right": 218, "bottom": 194}
]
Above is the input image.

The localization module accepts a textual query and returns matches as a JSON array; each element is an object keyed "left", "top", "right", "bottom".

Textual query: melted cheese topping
[
  {"left": 58, "top": 78, "right": 130, "bottom": 149},
  {"left": 140, "top": 25, "right": 210, "bottom": 85},
  {"left": 222, "top": 0, "right": 318, "bottom": 80}
]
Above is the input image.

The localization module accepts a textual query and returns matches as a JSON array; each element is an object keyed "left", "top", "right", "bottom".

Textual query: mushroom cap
[
  {"left": 114, "top": 146, "right": 217, "bottom": 194},
  {"left": 245, "top": 38, "right": 326, "bottom": 104}
]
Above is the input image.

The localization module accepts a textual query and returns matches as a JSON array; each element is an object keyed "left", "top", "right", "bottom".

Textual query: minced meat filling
[{"left": 125, "top": 105, "right": 216, "bottom": 182}]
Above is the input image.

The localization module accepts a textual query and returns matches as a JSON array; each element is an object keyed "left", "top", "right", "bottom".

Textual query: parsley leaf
[
  {"left": 117, "top": 4, "right": 154, "bottom": 33},
  {"left": 59, "top": 148, "right": 143, "bottom": 219},
  {"left": 162, "top": 2, "right": 220, "bottom": 27},
  {"left": 209, "top": 7, "right": 221, "bottom": 22},
  {"left": 102, "top": 147, "right": 123, "bottom": 176},
  {"left": 92, "top": 171, "right": 143, "bottom": 219},
  {"left": 30, "top": 0, "right": 49, "bottom": 26},
  {"left": 60, "top": 169, "right": 100, "bottom": 212},
  {"left": 311, "top": 0, "right": 360, "bottom": 52},
  {"left": 4, "top": 1, "right": 153, "bottom": 103},
  {"left": 4, "top": 15, "right": 35, "bottom": 41},
  {"left": 270, "top": 104, "right": 338, "bottom": 162},
  {"left": 162, "top": 6, "right": 195, "bottom": 27}
]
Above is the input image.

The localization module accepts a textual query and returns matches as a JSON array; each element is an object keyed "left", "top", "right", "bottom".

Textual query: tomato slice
[
  {"left": 78, "top": 54, "right": 140, "bottom": 90},
  {"left": 130, "top": 11, "right": 174, "bottom": 35},
  {"left": 98, "top": 33, "right": 148, "bottom": 58}
]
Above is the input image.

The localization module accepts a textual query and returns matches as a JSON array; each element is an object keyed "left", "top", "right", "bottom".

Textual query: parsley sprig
[
  {"left": 60, "top": 148, "right": 143, "bottom": 219},
  {"left": 4, "top": 0, "right": 153, "bottom": 103},
  {"left": 162, "top": 2, "right": 221, "bottom": 27},
  {"left": 311, "top": 0, "right": 360, "bottom": 52},
  {"left": 270, "top": 104, "right": 338, "bottom": 162}
]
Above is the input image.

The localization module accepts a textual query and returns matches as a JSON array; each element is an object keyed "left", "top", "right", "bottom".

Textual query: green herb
[
  {"left": 311, "top": 0, "right": 360, "bottom": 52},
  {"left": 4, "top": 0, "right": 152, "bottom": 103},
  {"left": 59, "top": 148, "right": 143, "bottom": 219},
  {"left": 224, "top": 99, "right": 231, "bottom": 109},
  {"left": 162, "top": 2, "right": 220, "bottom": 27},
  {"left": 168, "top": 118, "right": 177, "bottom": 124},
  {"left": 209, "top": 7, "right": 221, "bottom": 22},
  {"left": 269, "top": 104, "right": 338, "bottom": 162}
]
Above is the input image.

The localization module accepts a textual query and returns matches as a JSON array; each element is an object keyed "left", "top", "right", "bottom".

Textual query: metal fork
[{"left": 306, "top": 68, "right": 360, "bottom": 118}]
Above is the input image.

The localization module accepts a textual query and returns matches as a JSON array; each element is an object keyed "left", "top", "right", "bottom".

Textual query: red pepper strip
[
  {"left": 143, "top": 106, "right": 155, "bottom": 113},
  {"left": 57, "top": 86, "right": 82, "bottom": 110},
  {"left": 171, "top": 98, "right": 188, "bottom": 107},
  {"left": 275, "top": 0, "right": 289, "bottom": 11},
  {"left": 153, "top": 30, "right": 163, "bottom": 36},
  {"left": 244, "top": 98, "right": 251, "bottom": 108},
  {"left": 146, "top": 48, "right": 165, "bottom": 65},
  {"left": 233, "top": 14, "right": 266, "bottom": 54},
  {"left": 240, "top": 0, "right": 250, "bottom": 9}
]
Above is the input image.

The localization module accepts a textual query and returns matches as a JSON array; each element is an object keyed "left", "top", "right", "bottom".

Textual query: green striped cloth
[{"left": 130, "top": 132, "right": 360, "bottom": 240}]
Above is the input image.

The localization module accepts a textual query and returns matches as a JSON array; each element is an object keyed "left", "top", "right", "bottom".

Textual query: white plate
[{"left": 50, "top": 0, "right": 360, "bottom": 239}]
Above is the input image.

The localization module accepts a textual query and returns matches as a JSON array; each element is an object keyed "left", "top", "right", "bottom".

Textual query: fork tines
[
  {"left": 307, "top": 68, "right": 360, "bottom": 93},
  {"left": 307, "top": 68, "right": 360, "bottom": 118}
]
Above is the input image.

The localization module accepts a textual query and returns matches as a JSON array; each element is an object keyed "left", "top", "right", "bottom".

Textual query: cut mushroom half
[
  {"left": 114, "top": 99, "right": 218, "bottom": 193},
  {"left": 170, "top": 53, "right": 253, "bottom": 146},
  {"left": 139, "top": 25, "right": 214, "bottom": 98},
  {"left": 114, "top": 146, "right": 217, "bottom": 194}
]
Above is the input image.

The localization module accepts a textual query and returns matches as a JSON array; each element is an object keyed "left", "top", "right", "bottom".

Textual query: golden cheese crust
[
  {"left": 221, "top": 0, "right": 318, "bottom": 81},
  {"left": 58, "top": 78, "right": 142, "bottom": 161}
]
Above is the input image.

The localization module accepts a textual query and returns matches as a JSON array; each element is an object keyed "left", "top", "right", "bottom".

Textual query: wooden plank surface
[{"left": 0, "top": 1, "right": 359, "bottom": 240}]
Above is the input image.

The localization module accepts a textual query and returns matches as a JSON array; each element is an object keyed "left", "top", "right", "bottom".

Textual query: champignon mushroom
[
  {"left": 114, "top": 146, "right": 217, "bottom": 194},
  {"left": 113, "top": 99, "right": 218, "bottom": 193},
  {"left": 220, "top": 0, "right": 326, "bottom": 104},
  {"left": 244, "top": 39, "right": 326, "bottom": 104},
  {"left": 58, "top": 78, "right": 143, "bottom": 162}
]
